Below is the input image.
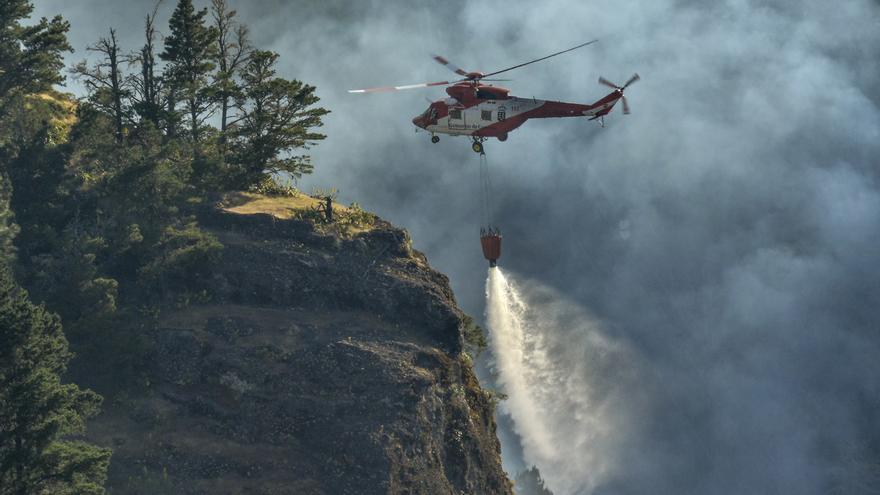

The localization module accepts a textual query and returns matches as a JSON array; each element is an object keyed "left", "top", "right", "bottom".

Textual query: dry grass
[
  {"left": 220, "top": 191, "right": 353, "bottom": 219},
  {"left": 219, "top": 192, "right": 377, "bottom": 235}
]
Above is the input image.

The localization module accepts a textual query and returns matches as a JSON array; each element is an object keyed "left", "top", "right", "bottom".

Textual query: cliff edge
[{"left": 84, "top": 193, "right": 513, "bottom": 495}]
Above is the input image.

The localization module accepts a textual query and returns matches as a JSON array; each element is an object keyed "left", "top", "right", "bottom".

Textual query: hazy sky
[{"left": 33, "top": 1, "right": 880, "bottom": 493}]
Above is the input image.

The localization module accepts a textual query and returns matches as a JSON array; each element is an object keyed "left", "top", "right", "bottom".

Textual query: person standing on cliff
[{"left": 324, "top": 196, "right": 333, "bottom": 223}]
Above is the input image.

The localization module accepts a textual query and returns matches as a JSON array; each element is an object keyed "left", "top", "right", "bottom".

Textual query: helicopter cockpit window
[{"left": 419, "top": 106, "right": 438, "bottom": 124}]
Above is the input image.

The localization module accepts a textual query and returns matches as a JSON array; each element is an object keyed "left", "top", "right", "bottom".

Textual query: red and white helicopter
[{"left": 349, "top": 40, "right": 639, "bottom": 153}]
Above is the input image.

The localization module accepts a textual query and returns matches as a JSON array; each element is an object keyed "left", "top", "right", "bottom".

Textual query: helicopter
[{"left": 348, "top": 40, "right": 640, "bottom": 153}]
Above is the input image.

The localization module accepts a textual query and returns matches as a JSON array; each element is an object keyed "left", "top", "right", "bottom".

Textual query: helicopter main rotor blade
[
  {"left": 432, "top": 54, "right": 469, "bottom": 76},
  {"left": 348, "top": 80, "right": 452, "bottom": 93},
  {"left": 598, "top": 76, "right": 619, "bottom": 89},
  {"left": 621, "top": 95, "right": 630, "bottom": 114},
  {"left": 482, "top": 39, "right": 598, "bottom": 78},
  {"left": 623, "top": 73, "right": 641, "bottom": 89}
]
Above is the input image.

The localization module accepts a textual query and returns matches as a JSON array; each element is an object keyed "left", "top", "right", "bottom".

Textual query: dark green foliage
[
  {"left": 62, "top": 104, "right": 226, "bottom": 300},
  {"left": 2, "top": 0, "right": 327, "bottom": 408},
  {"left": 2, "top": 107, "right": 120, "bottom": 329},
  {"left": 461, "top": 314, "right": 488, "bottom": 356},
  {"left": 0, "top": 0, "right": 71, "bottom": 103},
  {"left": 0, "top": 173, "right": 18, "bottom": 265},
  {"left": 1, "top": 0, "right": 330, "bottom": 328},
  {"left": 0, "top": 267, "right": 111, "bottom": 495},
  {"left": 230, "top": 50, "right": 329, "bottom": 187},
  {"left": 247, "top": 176, "right": 299, "bottom": 197},
  {"left": 514, "top": 466, "right": 554, "bottom": 495},
  {"left": 5, "top": 123, "right": 73, "bottom": 265},
  {"left": 25, "top": 229, "right": 118, "bottom": 327},
  {"left": 0, "top": 6, "right": 110, "bottom": 490},
  {"left": 64, "top": 0, "right": 327, "bottom": 192},
  {"left": 160, "top": 0, "right": 218, "bottom": 142},
  {"left": 138, "top": 220, "right": 223, "bottom": 294}
]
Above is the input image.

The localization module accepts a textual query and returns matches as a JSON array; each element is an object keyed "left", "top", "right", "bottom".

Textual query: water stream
[{"left": 485, "top": 268, "right": 636, "bottom": 494}]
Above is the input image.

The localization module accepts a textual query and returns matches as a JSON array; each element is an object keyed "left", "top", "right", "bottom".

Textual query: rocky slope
[{"left": 83, "top": 194, "right": 513, "bottom": 495}]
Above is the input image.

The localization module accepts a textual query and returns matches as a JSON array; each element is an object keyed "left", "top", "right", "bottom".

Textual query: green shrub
[
  {"left": 337, "top": 202, "right": 377, "bottom": 231},
  {"left": 248, "top": 176, "right": 300, "bottom": 197},
  {"left": 138, "top": 221, "right": 222, "bottom": 292},
  {"left": 460, "top": 314, "right": 487, "bottom": 356}
]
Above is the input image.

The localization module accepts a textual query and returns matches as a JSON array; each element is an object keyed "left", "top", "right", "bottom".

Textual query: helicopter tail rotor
[
  {"left": 598, "top": 76, "right": 618, "bottom": 90},
  {"left": 622, "top": 73, "right": 641, "bottom": 89},
  {"left": 598, "top": 73, "right": 640, "bottom": 114}
]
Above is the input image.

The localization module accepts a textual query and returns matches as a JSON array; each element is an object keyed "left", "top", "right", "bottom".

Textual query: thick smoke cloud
[{"left": 35, "top": 0, "right": 880, "bottom": 493}]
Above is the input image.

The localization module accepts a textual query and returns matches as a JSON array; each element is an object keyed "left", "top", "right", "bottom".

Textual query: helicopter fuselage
[{"left": 412, "top": 83, "right": 623, "bottom": 141}]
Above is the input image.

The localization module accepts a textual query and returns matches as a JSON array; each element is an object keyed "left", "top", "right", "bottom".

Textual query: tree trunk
[
  {"left": 166, "top": 92, "right": 177, "bottom": 138},
  {"left": 190, "top": 96, "right": 199, "bottom": 143},
  {"left": 219, "top": 94, "right": 228, "bottom": 154},
  {"left": 108, "top": 30, "right": 123, "bottom": 143}
]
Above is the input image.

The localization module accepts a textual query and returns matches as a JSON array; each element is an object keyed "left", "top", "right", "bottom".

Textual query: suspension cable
[{"left": 479, "top": 151, "right": 493, "bottom": 230}]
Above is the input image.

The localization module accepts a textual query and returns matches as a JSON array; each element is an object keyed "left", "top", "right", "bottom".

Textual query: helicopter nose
[{"left": 412, "top": 115, "right": 426, "bottom": 128}]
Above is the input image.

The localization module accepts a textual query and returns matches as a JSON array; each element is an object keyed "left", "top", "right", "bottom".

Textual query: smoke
[
  {"left": 33, "top": 0, "right": 880, "bottom": 493},
  {"left": 486, "top": 268, "right": 640, "bottom": 495}
]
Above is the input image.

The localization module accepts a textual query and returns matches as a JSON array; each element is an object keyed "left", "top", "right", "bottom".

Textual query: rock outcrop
[{"left": 84, "top": 195, "right": 512, "bottom": 494}]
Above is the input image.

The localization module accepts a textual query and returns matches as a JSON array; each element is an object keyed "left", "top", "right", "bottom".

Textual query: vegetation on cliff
[
  {"left": 2, "top": 0, "right": 329, "bottom": 385},
  {"left": 0, "top": 265, "right": 111, "bottom": 495},
  {"left": 1, "top": 2, "right": 110, "bottom": 493}
]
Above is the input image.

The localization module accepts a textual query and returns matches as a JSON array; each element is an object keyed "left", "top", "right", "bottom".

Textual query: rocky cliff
[{"left": 83, "top": 193, "right": 513, "bottom": 495}]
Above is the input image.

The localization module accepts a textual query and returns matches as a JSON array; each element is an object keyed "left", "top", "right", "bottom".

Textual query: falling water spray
[{"left": 485, "top": 268, "right": 639, "bottom": 495}]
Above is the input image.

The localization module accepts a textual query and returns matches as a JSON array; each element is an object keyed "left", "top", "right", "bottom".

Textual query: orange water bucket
[{"left": 480, "top": 233, "right": 502, "bottom": 267}]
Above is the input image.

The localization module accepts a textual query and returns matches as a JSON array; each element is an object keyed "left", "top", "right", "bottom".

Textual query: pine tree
[
  {"left": 0, "top": 235, "right": 110, "bottom": 494},
  {"left": 160, "top": 0, "right": 218, "bottom": 143},
  {"left": 0, "top": 0, "right": 71, "bottom": 104},
  {"left": 1, "top": 0, "right": 72, "bottom": 241},
  {"left": 230, "top": 50, "right": 329, "bottom": 187},
  {"left": 211, "top": 0, "right": 250, "bottom": 155}
]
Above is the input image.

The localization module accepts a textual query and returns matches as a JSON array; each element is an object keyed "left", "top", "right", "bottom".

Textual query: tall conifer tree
[
  {"left": 0, "top": 266, "right": 111, "bottom": 495},
  {"left": 231, "top": 50, "right": 328, "bottom": 186},
  {"left": 0, "top": 0, "right": 71, "bottom": 104},
  {"left": 160, "top": 0, "right": 218, "bottom": 143},
  {"left": 211, "top": 0, "right": 250, "bottom": 155}
]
